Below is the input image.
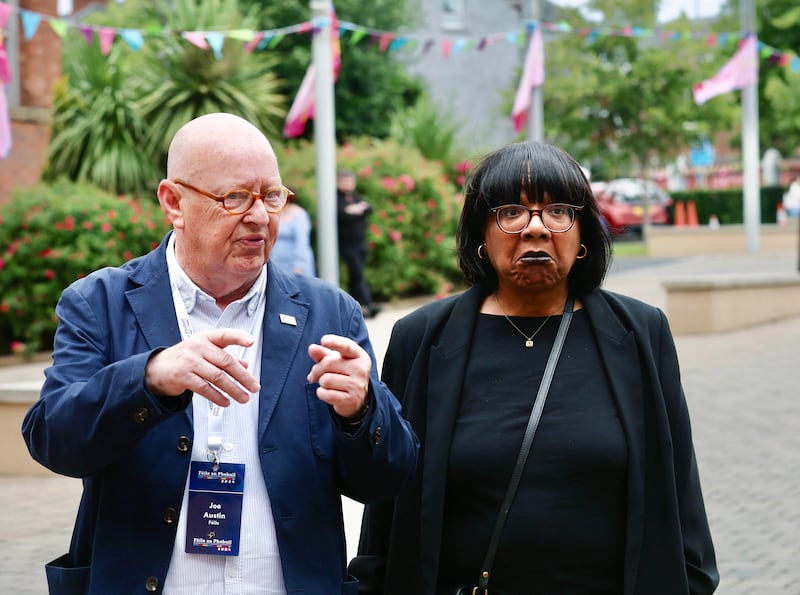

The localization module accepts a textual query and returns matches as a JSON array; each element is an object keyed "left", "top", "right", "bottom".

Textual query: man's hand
[
  {"left": 145, "top": 329, "right": 260, "bottom": 407},
  {"left": 307, "top": 334, "right": 371, "bottom": 418}
]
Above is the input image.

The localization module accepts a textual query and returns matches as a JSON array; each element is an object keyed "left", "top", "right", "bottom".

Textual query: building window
[{"left": 441, "top": 0, "right": 466, "bottom": 32}]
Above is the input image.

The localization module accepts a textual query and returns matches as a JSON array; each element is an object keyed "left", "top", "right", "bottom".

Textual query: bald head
[{"left": 166, "top": 113, "right": 277, "bottom": 182}]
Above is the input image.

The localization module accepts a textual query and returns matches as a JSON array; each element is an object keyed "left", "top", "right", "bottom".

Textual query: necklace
[{"left": 494, "top": 295, "right": 552, "bottom": 348}]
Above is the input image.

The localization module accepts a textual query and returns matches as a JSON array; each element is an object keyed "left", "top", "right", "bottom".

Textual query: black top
[
  {"left": 337, "top": 189, "right": 372, "bottom": 244},
  {"left": 437, "top": 309, "right": 627, "bottom": 595}
]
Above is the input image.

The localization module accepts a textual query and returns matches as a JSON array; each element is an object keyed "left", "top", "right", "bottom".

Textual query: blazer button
[
  {"left": 176, "top": 436, "right": 191, "bottom": 453},
  {"left": 133, "top": 407, "right": 149, "bottom": 424},
  {"left": 373, "top": 426, "right": 382, "bottom": 444},
  {"left": 163, "top": 507, "right": 178, "bottom": 524},
  {"left": 145, "top": 576, "right": 159, "bottom": 592}
]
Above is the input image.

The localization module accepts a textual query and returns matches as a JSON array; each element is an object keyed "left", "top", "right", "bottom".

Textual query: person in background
[
  {"left": 349, "top": 141, "right": 718, "bottom": 594},
  {"left": 22, "top": 112, "right": 418, "bottom": 595},
  {"left": 337, "top": 169, "right": 381, "bottom": 318},
  {"left": 783, "top": 175, "right": 800, "bottom": 217},
  {"left": 271, "top": 193, "right": 317, "bottom": 275}
]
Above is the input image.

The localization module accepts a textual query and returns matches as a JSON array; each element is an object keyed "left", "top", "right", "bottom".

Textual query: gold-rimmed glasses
[{"left": 173, "top": 179, "right": 294, "bottom": 214}]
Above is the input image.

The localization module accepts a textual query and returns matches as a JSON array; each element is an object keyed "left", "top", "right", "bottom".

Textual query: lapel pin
[{"left": 279, "top": 313, "right": 297, "bottom": 326}]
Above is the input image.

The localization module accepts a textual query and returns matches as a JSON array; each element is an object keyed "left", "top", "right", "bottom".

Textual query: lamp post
[
  {"left": 310, "top": 0, "right": 339, "bottom": 284},
  {"left": 740, "top": 0, "right": 760, "bottom": 254}
]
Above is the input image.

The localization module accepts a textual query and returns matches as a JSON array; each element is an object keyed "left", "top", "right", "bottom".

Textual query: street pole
[
  {"left": 527, "top": 0, "right": 544, "bottom": 143},
  {"left": 740, "top": 0, "right": 760, "bottom": 253},
  {"left": 310, "top": 0, "right": 339, "bottom": 285}
]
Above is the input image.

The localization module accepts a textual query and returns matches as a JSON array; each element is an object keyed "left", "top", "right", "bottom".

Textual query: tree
[
  {"left": 539, "top": 2, "right": 734, "bottom": 179},
  {"left": 46, "top": 0, "right": 287, "bottom": 194},
  {"left": 240, "top": 0, "right": 424, "bottom": 141},
  {"left": 757, "top": 0, "right": 800, "bottom": 155}
]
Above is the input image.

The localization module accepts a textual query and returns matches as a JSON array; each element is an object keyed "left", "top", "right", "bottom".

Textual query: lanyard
[{"left": 167, "top": 261, "right": 266, "bottom": 469}]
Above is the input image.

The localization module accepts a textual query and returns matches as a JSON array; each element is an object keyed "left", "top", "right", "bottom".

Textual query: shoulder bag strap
[{"left": 473, "top": 296, "right": 575, "bottom": 595}]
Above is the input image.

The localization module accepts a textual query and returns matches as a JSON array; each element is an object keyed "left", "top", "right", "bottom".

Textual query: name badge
[{"left": 185, "top": 461, "right": 245, "bottom": 556}]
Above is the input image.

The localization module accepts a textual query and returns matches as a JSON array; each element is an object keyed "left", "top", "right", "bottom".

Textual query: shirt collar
[{"left": 166, "top": 233, "right": 266, "bottom": 316}]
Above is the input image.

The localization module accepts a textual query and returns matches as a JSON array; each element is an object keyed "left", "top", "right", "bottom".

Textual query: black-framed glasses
[
  {"left": 173, "top": 179, "right": 294, "bottom": 214},
  {"left": 490, "top": 203, "right": 583, "bottom": 234}
]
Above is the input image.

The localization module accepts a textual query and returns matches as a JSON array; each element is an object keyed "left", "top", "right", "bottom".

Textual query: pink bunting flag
[
  {"left": 511, "top": 25, "right": 545, "bottom": 134},
  {"left": 693, "top": 35, "right": 758, "bottom": 105},
  {"left": 182, "top": 31, "right": 209, "bottom": 50},
  {"left": 283, "top": 8, "right": 341, "bottom": 138},
  {"left": 0, "top": 3, "right": 12, "bottom": 29},
  {"left": 97, "top": 28, "right": 116, "bottom": 55}
]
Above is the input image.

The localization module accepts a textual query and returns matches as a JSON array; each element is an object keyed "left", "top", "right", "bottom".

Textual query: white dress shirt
[{"left": 163, "top": 235, "right": 287, "bottom": 595}]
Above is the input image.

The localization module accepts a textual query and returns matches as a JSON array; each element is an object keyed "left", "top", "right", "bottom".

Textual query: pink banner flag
[
  {"left": 283, "top": 8, "right": 341, "bottom": 138},
  {"left": 511, "top": 25, "right": 545, "bottom": 134},
  {"left": 693, "top": 35, "right": 758, "bottom": 105},
  {"left": 0, "top": 85, "right": 12, "bottom": 159},
  {"left": 283, "top": 64, "right": 316, "bottom": 138}
]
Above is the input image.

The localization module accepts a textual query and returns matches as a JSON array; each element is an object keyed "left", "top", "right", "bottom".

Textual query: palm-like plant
[
  {"left": 44, "top": 40, "right": 160, "bottom": 195},
  {"left": 45, "top": 0, "right": 286, "bottom": 195},
  {"left": 132, "top": 0, "right": 286, "bottom": 161}
]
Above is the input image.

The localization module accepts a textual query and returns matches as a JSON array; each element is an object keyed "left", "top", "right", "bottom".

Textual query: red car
[{"left": 591, "top": 178, "right": 670, "bottom": 236}]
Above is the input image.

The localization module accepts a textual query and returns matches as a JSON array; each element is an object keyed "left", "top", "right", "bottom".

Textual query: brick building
[{"left": 0, "top": 0, "right": 95, "bottom": 206}]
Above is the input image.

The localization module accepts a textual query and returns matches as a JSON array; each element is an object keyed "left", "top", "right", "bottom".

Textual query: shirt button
[
  {"left": 133, "top": 407, "right": 149, "bottom": 424},
  {"left": 163, "top": 507, "right": 178, "bottom": 524},
  {"left": 176, "top": 436, "right": 191, "bottom": 453},
  {"left": 145, "top": 576, "right": 159, "bottom": 592},
  {"left": 373, "top": 426, "right": 382, "bottom": 444}
]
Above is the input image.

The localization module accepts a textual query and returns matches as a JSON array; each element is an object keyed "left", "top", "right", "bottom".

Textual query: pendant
[{"left": 525, "top": 339, "right": 534, "bottom": 348}]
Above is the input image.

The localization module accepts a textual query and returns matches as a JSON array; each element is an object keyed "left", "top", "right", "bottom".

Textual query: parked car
[{"left": 591, "top": 178, "right": 670, "bottom": 236}]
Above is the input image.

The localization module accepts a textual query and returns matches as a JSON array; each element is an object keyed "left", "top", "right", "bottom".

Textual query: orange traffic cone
[
  {"left": 673, "top": 201, "right": 686, "bottom": 227},
  {"left": 686, "top": 200, "right": 699, "bottom": 227}
]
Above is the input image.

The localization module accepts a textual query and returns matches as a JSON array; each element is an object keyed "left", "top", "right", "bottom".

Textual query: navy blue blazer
[
  {"left": 349, "top": 285, "right": 718, "bottom": 594},
  {"left": 23, "top": 233, "right": 419, "bottom": 595}
]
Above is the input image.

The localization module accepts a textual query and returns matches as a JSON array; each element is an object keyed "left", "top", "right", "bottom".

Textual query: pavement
[{"left": 1, "top": 246, "right": 800, "bottom": 594}]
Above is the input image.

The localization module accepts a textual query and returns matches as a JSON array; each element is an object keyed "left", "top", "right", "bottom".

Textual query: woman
[
  {"left": 349, "top": 142, "right": 718, "bottom": 594},
  {"left": 270, "top": 195, "right": 317, "bottom": 275}
]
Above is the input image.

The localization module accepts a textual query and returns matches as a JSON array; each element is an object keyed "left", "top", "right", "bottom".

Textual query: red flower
[
  {"left": 398, "top": 174, "right": 415, "bottom": 191},
  {"left": 358, "top": 166, "right": 373, "bottom": 178},
  {"left": 40, "top": 248, "right": 52, "bottom": 258},
  {"left": 10, "top": 341, "right": 26, "bottom": 354},
  {"left": 101, "top": 222, "right": 112, "bottom": 233},
  {"left": 389, "top": 229, "right": 402, "bottom": 242},
  {"left": 380, "top": 177, "right": 396, "bottom": 191},
  {"left": 65, "top": 215, "right": 75, "bottom": 231},
  {"left": 0, "top": 257, "right": 4, "bottom": 270},
  {"left": 0, "top": 303, "right": 8, "bottom": 313},
  {"left": 45, "top": 269, "right": 55, "bottom": 280}
]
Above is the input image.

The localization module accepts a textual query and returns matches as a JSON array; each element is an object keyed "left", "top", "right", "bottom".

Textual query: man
[
  {"left": 336, "top": 169, "right": 381, "bottom": 318},
  {"left": 22, "top": 113, "right": 418, "bottom": 595}
]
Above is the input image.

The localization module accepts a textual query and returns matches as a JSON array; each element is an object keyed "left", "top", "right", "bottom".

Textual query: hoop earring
[
  {"left": 576, "top": 244, "right": 588, "bottom": 259},
  {"left": 477, "top": 243, "right": 488, "bottom": 260}
]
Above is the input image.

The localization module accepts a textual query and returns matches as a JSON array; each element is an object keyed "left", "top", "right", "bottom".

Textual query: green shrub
[
  {"left": 0, "top": 180, "right": 170, "bottom": 354},
  {"left": 669, "top": 186, "right": 784, "bottom": 224},
  {"left": 276, "top": 138, "right": 465, "bottom": 301}
]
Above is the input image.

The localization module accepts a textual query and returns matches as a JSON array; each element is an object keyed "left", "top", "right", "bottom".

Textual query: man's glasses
[
  {"left": 490, "top": 203, "right": 583, "bottom": 234},
  {"left": 173, "top": 179, "right": 294, "bottom": 214}
]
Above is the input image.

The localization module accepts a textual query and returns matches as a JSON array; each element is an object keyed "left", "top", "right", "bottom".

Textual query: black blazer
[{"left": 349, "top": 285, "right": 719, "bottom": 595}]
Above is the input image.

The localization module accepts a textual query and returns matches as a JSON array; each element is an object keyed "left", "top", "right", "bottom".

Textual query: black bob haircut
[{"left": 456, "top": 141, "right": 612, "bottom": 296}]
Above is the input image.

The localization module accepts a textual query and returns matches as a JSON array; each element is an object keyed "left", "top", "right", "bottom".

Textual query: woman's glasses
[{"left": 490, "top": 203, "right": 583, "bottom": 234}]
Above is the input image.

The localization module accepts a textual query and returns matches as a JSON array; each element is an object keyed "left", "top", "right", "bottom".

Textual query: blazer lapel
[
  {"left": 256, "top": 266, "right": 310, "bottom": 442},
  {"left": 419, "top": 286, "right": 485, "bottom": 591},
  {"left": 125, "top": 237, "right": 182, "bottom": 351}
]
